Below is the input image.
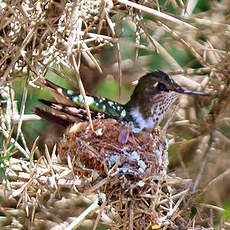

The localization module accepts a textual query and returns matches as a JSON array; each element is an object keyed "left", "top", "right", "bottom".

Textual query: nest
[
  {"left": 57, "top": 119, "right": 191, "bottom": 229},
  {"left": 58, "top": 119, "right": 168, "bottom": 177},
  {"left": 4, "top": 117, "right": 218, "bottom": 229}
]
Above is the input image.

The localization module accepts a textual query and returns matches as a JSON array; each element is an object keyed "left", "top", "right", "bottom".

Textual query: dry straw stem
[
  {"left": 3, "top": 119, "right": 223, "bottom": 229},
  {"left": 5, "top": 157, "right": 189, "bottom": 229},
  {"left": 65, "top": 199, "right": 99, "bottom": 230},
  {"left": 118, "top": 0, "right": 196, "bottom": 29},
  {"left": 4, "top": 150, "right": 224, "bottom": 229},
  {"left": 1, "top": 0, "right": 230, "bottom": 229}
]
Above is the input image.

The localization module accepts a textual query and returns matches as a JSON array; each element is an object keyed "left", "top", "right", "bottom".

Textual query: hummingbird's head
[
  {"left": 125, "top": 70, "right": 210, "bottom": 129},
  {"left": 135, "top": 70, "right": 210, "bottom": 96}
]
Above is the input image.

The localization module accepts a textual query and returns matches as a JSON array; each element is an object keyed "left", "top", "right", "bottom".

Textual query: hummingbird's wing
[{"left": 32, "top": 79, "right": 127, "bottom": 126}]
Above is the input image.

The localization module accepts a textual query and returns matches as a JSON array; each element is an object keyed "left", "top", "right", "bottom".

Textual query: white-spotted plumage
[
  {"left": 35, "top": 71, "right": 210, "bottom": 129},
  {"left": 130, "top": 91, "right": 178, "bottom": 130}
]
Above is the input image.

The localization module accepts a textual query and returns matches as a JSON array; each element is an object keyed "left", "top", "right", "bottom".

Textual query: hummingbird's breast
[{"left": 129, "top": 91, "right": 178, "bottom": 130}]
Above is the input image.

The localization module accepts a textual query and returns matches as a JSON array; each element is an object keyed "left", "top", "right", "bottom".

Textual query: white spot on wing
[
  {"left": 85, "top": 96, "right": 94, "bottom": 105},
  {"left": 108, "top": 101, "right": 114, "bottom": 106},
  {"left": 67, "top": 89, "right": 74, "bottom": 95},
  {"left": 78, "top": 95, "right": 83, "bottom": 102},
  {"left": 121, "top": 109, "right": 126, "bottom": 117}
]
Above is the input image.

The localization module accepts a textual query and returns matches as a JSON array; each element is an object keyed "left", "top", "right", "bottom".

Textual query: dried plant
[{"left": 1, "top": 0, "right": 230, "bottom": 229}]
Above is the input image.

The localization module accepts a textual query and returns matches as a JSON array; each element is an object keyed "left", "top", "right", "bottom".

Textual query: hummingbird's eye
[{"left": 157, "top": 83, "right": 169, "bottom": 92}]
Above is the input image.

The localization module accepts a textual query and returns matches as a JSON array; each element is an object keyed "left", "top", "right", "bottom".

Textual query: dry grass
[
  {"left": 1, "top": 0, "right": 230, "bottom": 229},
  {"left": 2, "top": 119, "right": 211, "bottom": 229}
]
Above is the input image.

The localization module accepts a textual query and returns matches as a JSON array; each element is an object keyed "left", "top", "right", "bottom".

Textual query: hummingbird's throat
[{"left": 130, "top": 91, "right": 178, "bottom": 130}]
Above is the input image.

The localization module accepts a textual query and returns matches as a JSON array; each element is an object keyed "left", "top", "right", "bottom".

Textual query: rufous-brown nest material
[
  {"left": 57, "top": 119, "right": 190, "bottom": 229},
  {"left": 57, "top": 118, "right": 168, "bottom": 179}
]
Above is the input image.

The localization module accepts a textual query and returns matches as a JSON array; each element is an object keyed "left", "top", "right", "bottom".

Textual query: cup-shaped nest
[
  {"left": 57, "top": 119, "right": 168, "bottom": 179},
  {"left": 56, "top": 119, "right": 178, "bottom": 229}
]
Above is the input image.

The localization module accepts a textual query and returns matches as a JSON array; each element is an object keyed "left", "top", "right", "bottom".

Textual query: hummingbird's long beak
[{"left": 178, "top": 89, "right": 210, "bottom": 96}]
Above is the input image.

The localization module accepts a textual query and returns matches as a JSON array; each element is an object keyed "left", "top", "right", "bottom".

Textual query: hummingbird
[{"left": 32, "top": 70, "right": 210, "bottom": 130}]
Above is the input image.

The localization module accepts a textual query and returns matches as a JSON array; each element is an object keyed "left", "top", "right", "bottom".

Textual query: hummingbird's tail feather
[
  {"left": 30, "top": 106, "right": 73, "bottom": 127},
  {"left": 39, "top": 99, "right": 106, "bottom": 121},
  {"left": 40, "top": 78, "right": 77, "bottom": 106}
]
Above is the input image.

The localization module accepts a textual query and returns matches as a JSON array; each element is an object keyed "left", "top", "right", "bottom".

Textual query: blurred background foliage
[{"left": 1, "top": 0, "right": 230, "bottom": 228}]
